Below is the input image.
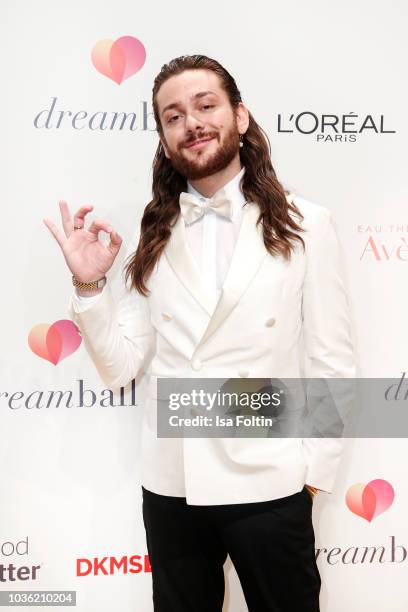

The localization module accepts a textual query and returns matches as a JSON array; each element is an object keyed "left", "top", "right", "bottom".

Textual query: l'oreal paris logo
[{"left": 277, "top": 112, "right": 395, "bottom": 142}]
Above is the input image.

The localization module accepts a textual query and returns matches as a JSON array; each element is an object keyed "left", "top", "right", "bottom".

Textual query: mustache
[{"left": 182, "top": 133, "right": 218, "bottom": 148}]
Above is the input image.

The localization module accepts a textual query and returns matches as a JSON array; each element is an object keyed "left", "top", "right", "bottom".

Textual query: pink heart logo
[
  {"left": 346, "top": 479, "right": 395, "bottom": 522},
  {"left": 91, "top": 36, "right": 146, "bottom": 85},
  {"left": 28, "top": 320, "right": 82, "bottom": 365}
]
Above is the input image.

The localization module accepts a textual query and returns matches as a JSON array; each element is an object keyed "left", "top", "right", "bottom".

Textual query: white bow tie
[{"left": 179, "top": 190, "right": 234, "bottom": 225}]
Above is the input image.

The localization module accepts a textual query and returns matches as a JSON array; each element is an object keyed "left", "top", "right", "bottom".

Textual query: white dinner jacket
[{"left": 68, "top": 193, "right": 356, "bottom": 505}]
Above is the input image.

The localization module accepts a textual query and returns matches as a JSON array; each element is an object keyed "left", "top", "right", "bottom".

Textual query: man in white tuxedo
[{"left": 44, "top": 54, "right": 356, "bottom": 611}]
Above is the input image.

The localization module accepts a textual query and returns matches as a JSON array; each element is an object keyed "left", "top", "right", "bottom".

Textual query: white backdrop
[{"left": 2, "top": 0, "right": 408, "bottom": 610}]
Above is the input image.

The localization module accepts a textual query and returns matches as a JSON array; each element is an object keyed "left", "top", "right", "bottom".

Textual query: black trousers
[{"left": 142, "top": 485, "right": 321, "bottom": 612}]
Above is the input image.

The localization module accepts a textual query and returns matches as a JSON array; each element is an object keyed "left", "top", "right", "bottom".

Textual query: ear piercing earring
[{"left": 239, "top": 134, "right": 244, "bottom": 148}]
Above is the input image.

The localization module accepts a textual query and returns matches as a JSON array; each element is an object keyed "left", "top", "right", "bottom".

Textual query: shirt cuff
[{"left": 70, "top": 286, "right": 106, "bottom": 313}]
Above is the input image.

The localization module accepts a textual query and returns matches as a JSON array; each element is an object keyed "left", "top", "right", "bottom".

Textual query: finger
[
  {"left": 107, "top": 230, "right": 123, "bottom": 256},
  {"left": 87, "top": 219, "right": 113, "bottom": 237},
  {"left": 73, "top": 205, "right": 94, "bottom": 231},
  {"left": 43, "top": 218, "right": 66, "bottom": 248},
  {"left": 59, "top": 200, "right": 73, "bottom": 237}
]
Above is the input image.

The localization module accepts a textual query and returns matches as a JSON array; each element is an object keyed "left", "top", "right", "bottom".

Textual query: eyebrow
[{"left": 161, "top": 91, "right": 218, "bottom": 117}]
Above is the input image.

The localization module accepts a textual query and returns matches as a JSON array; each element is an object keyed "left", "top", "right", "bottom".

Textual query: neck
[{"left": 188, "top": 156, "right": 242, "bottom": 198}]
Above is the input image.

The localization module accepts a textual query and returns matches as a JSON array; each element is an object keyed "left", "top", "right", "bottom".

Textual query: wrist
[
  {"left": 72, "top": 274, "right": 107, "bottom": 293},
  {"left": 75, "top": 287, "right": 103, "bottom": 297}
]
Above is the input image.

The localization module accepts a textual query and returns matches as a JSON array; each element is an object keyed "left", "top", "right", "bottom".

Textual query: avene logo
[
  {"left": 91, "top": 36, "right": 146, "bottom": 84},
  {"left": 346, "top": 479, "right": 395, "bottom": 522},
  {"left": 358, "top": 224, "right": 408, "bottom": 261},
  {"left": 360, "top": 235, "right": 408, "bottom": 261},
  {"left": 28, "top": 320, "right": 82, "bottom": 365}
]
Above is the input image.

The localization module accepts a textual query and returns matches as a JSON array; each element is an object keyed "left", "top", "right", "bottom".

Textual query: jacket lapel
[
  {"left": 164, "top": 202, "right": 268, "bottom": 346},
  {"left": 164, "top": 212, "right": 215, "bottom": 316}
]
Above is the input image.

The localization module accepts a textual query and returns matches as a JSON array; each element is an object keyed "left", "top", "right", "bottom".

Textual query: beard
[{"left": 163, "top": 120, "right": 241, "bottom": 181}]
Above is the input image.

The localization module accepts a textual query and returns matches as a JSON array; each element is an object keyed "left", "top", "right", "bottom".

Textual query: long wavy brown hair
[{"left": 125, "top": 54, "right": 305, "bottom": 296}]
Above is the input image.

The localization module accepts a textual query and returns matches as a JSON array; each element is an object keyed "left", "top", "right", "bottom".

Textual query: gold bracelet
[{"left": 72, "top": 275, "right": 107, "bottom": 291}]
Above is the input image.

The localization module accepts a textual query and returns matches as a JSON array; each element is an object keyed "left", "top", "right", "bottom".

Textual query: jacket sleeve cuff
[{"left": 303, "top": 437, "right": 345, "bottom": 493}]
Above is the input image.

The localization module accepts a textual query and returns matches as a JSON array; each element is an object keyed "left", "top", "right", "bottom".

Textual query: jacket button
[
  {"left": 265, "top": 317, "right": 276, "bottom": 327},
  {"left": 238, "top": 370, "right": 249, "bottom": 377},
  {"left": 191, "top": 358, "right": 202, "bottom": 371},
  {"left": 162, "top": 312, "right": 172, "bottom": 321}
]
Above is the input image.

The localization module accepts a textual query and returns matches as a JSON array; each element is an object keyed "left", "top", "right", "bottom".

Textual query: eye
[{"left": 167, "top": 104, "right": 214, "bottom": 124}]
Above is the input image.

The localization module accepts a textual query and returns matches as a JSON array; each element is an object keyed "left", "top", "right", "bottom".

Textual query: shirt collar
[{"left": 186, "top": 166, "right": 246, "bottom": 222}]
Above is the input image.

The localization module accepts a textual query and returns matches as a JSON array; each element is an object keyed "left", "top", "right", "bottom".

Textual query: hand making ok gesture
[{"left": 43, "top": 200, "right": 122, "bottom": 284}]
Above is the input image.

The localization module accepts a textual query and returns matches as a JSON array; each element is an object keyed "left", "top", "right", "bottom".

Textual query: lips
[{"left": 185, "top": 137, "right": 214, "bottom": 149}]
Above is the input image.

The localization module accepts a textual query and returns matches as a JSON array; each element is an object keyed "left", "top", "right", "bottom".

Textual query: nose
[{"left": 184, "top": 112, "right": 204, "bottom": 132}]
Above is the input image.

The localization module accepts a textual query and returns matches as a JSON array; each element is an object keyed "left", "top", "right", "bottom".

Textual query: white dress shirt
[{"left": 71, "top": 166, "right": 247, "bottom": 314}]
